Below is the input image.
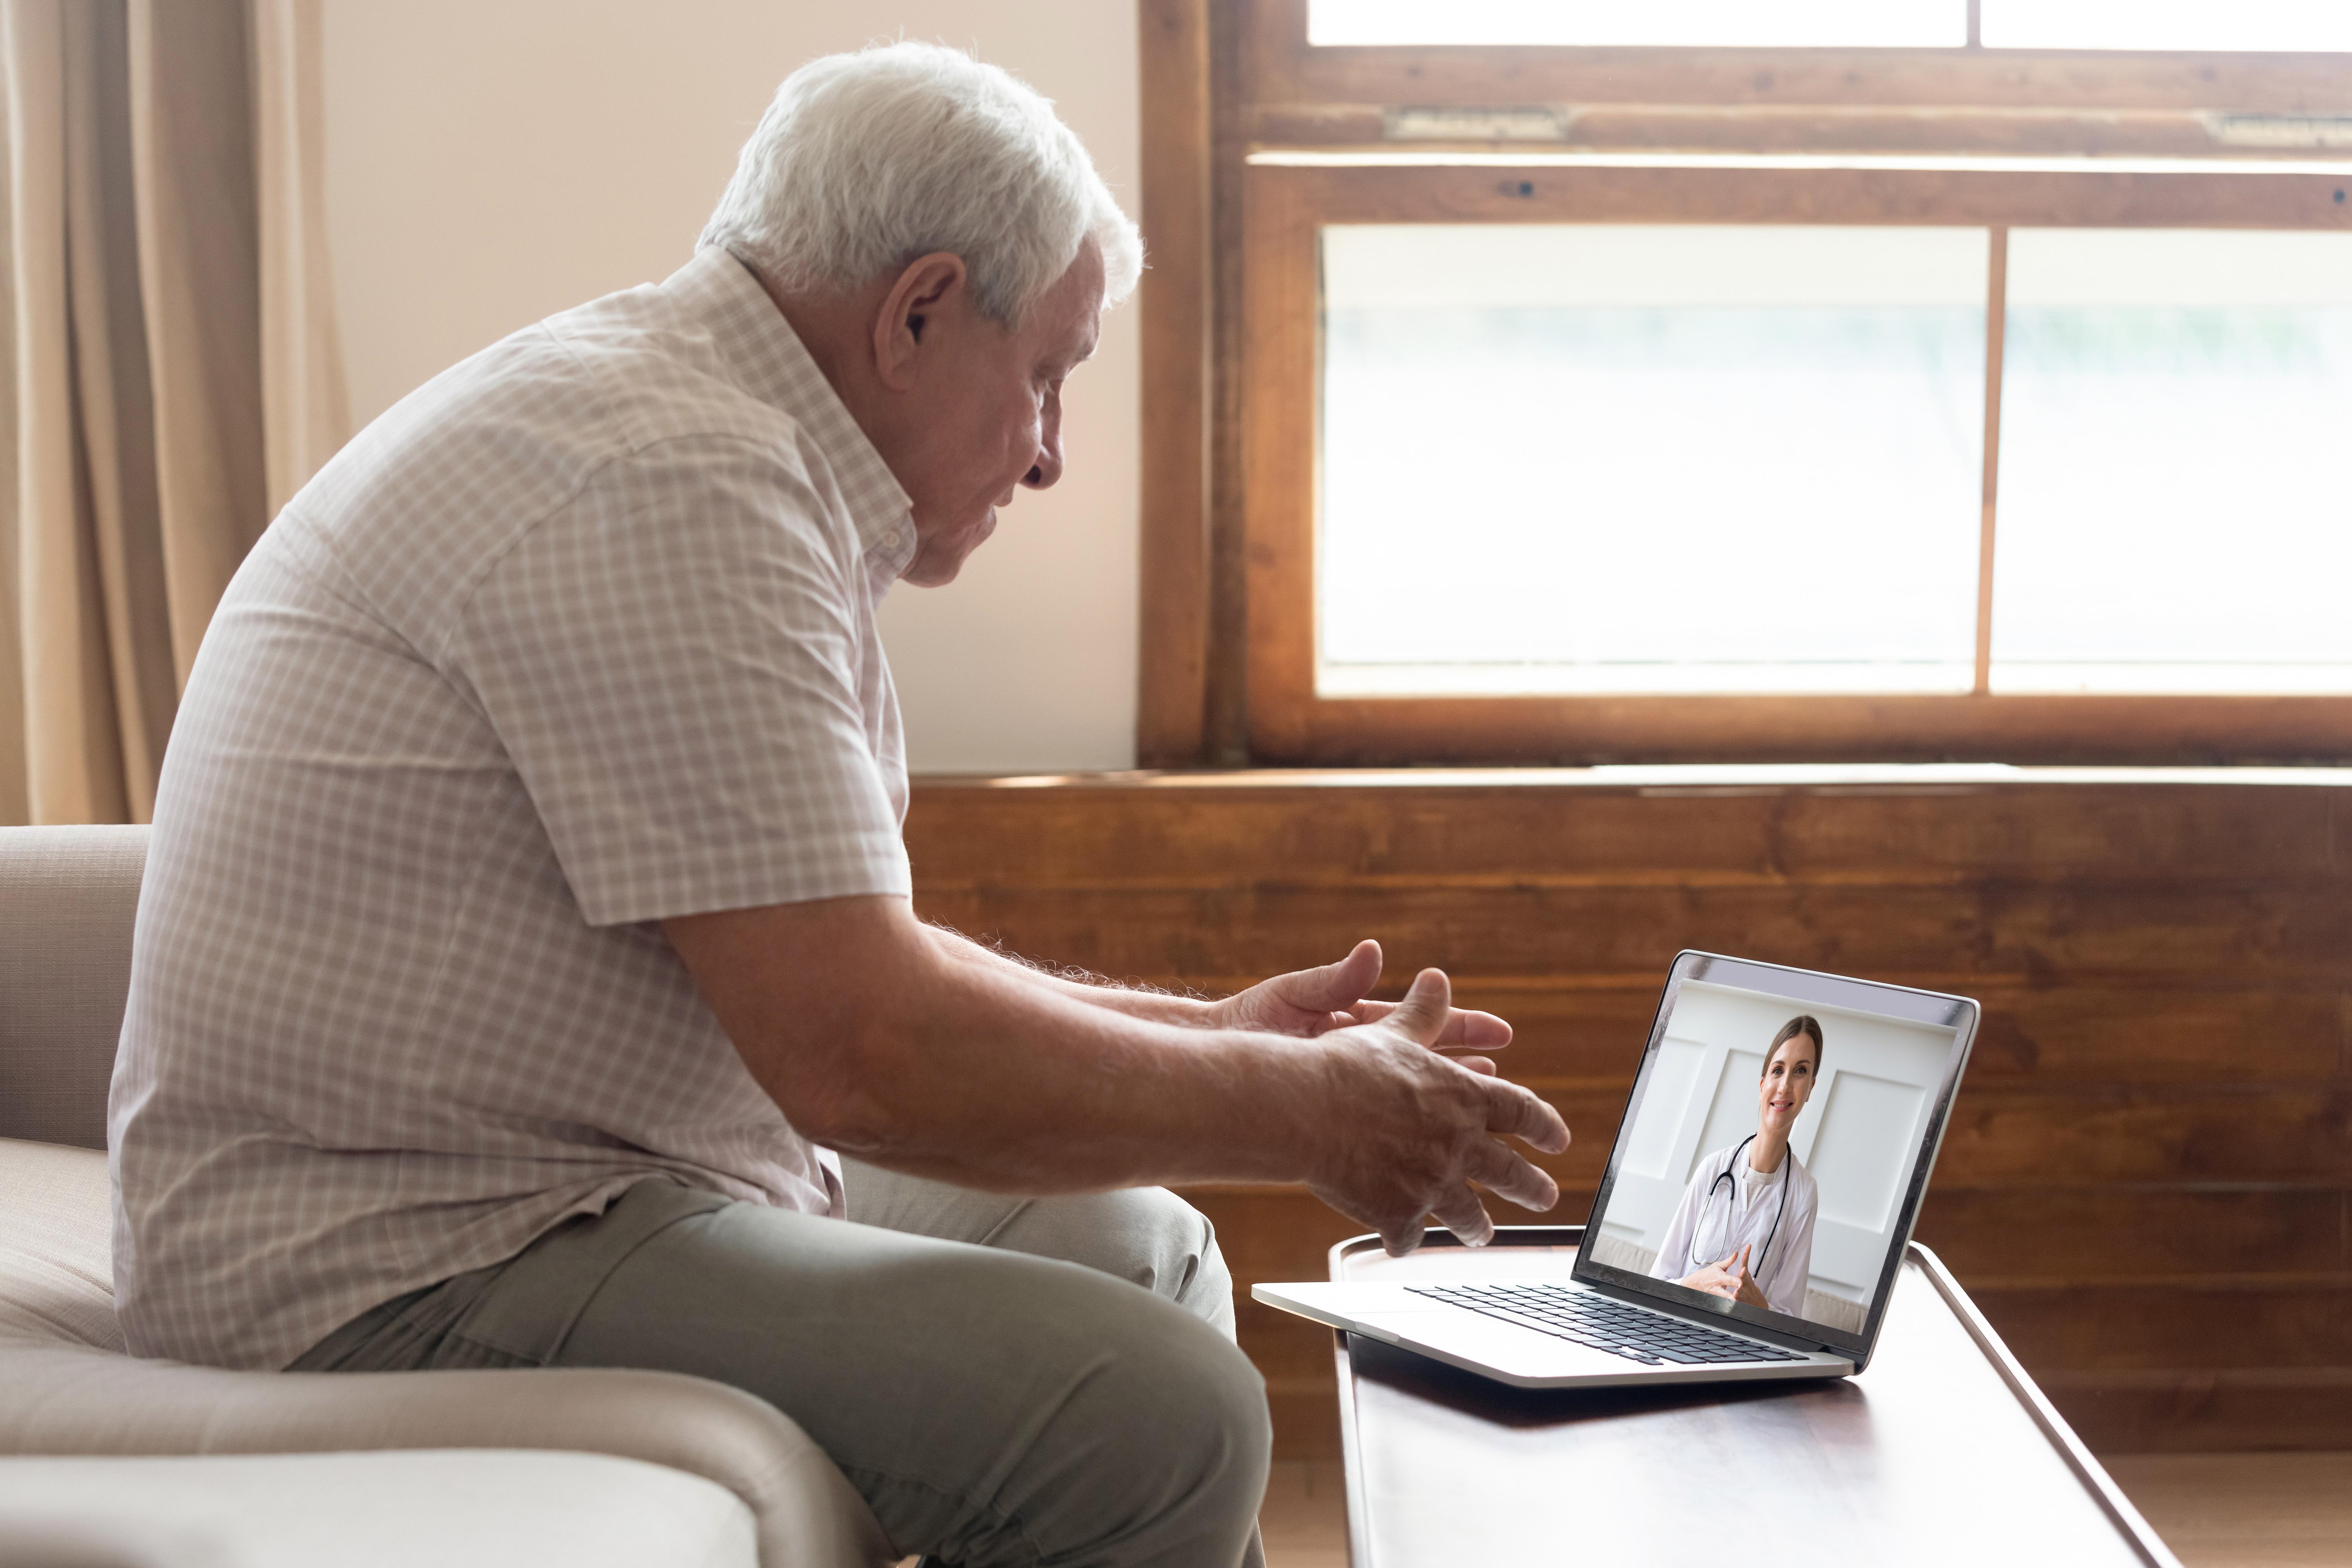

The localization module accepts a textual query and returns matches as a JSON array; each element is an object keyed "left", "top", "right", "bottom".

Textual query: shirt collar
[
  {"left": 1737, "top": 1147, "right": 1795, "bottom": 1197},
  {"left": 662, "top": 248, "right": 916, "bottom": 575}
]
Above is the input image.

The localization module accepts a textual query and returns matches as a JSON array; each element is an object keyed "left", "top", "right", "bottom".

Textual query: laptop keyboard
[{"left": 1405, "top": 1283, "right": 1806, "bottom": 1366}]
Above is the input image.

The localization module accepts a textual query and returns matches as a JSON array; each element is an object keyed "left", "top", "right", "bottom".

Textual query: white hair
[{"left": 700, "top": 41, "right": 1141, "bottom": 327}]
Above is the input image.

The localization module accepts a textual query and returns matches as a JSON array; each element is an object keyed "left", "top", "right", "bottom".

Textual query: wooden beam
[
  {"left": 915, "top": 877, "right": 2352, "bottom": 987},
  {"left": 1250, "top": 157, "right": 2352, "bottom": 230},
  {"left": 903, "top": 772, "right": 2350, "bottom": 886},
  {"left": 1262, "top": 48, "right": 2352, "bottom": 116},
  {"left": 1205, "top": 0, "right": 1254, "bottom": 765},
  {"left": 1244, "top": 104, "right": 2338, "bottom": 161},
  {"left": 1244, "top": 691, "right": 2352, "bottom": 767},
  {"left": 1976, "top": 225, "right": 2006, "bottom": 696},
  {"left": 1136, "top": 0, "right": 1216, "bottom": 765}
]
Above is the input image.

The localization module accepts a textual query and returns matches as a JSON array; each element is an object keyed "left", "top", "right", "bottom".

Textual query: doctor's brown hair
[{"left": 1765, "top": 1015, "right": 1824, "bottom": 1076}]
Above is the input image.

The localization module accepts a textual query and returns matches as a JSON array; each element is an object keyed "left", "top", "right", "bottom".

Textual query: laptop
[{"left": 1253, "top": 951, "right": 1978, "bottom": 1388}]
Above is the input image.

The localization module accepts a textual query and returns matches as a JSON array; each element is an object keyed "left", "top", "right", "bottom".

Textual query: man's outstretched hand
[
  {"left": 671, "top": 898, "right": 1564, "bottom": 1228},
  {"left": 1209, "top": 939, "right": 1514, "bottom": 1071},
  {"left": 1299, "top": 965, "right": 1570, "bottom": 1257}
]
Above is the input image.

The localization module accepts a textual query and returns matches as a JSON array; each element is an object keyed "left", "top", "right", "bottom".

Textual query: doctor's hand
[
  {"left": 1301, "top": 966, "right": 1568, "bottom": 1257},
  {"left": 1728, "top": 1246, "right": 1770, "bottom": 1309},
  {"left": 1682, "top": 1245, "right": 1770, "bottom": 1308},
  {"left": 1679, "top": 1254, "right": 1741, "bottom": 1300},
  {"left": 1209, "top": 939, "right": 1514, "bottom": 1061}
]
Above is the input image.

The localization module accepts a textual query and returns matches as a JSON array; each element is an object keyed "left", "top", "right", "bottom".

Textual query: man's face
[{"left": 891, "top": 242, "right": 1105, "bottom": 587}]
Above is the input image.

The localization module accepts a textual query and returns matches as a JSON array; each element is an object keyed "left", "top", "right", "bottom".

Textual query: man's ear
[{"left": 873, "top": 252, "right": 968, "bottom": 392}]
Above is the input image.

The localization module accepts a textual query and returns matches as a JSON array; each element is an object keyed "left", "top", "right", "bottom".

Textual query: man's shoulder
[
  {"left": 283, "top": 282, "right": 848, "bottom": 649},
  {"left": 534, "top": 261, "right": 848, "bottom": 480},
  {"left": 321, "top": 265, "right": 825, "bottom": 507}
]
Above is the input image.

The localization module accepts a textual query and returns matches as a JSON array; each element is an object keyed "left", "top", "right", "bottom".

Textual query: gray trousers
[{"left": 290, "top": 1164, "right": 1270, "bottom": 1568}]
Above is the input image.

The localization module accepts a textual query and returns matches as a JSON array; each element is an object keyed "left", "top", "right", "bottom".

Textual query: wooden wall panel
[
  {"left": 907, "top": 780, "right": 2346, "bottom": 885},
  {"left": 904, "top": 774, "right": 2352, "bottom": 1456},
  {"left": 1440, "top": 983, "right": 2347, "bottom": 1085},
  {"left": 915, "top": 882, "right": 2352, "bottom": 994}
]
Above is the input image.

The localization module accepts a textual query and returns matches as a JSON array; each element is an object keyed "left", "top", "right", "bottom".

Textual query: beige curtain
[{"left": 0, "top": 0, "right": 346, "bottom": 826}]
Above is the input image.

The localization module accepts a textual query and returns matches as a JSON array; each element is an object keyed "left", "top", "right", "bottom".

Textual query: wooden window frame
[
  {"left": 1246, "top": 0, "right": 2352, "bottom": 153},
  {"left": 1136, "top": 0, "right": 2352, "bottom": 766}
]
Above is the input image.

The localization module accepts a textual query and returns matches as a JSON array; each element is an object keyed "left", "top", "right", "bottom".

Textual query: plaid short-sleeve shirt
[{"left": 109, "top": 249, "right": 918, "bottom": 1370}]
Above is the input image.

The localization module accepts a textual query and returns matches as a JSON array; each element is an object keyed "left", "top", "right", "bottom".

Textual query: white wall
[{"left": 319, "top": 1, "right": 1141, "bottom": 772}]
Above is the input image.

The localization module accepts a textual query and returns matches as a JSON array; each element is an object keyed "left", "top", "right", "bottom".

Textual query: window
[
  {"left": 1308, "top": 0, "right": 2352, "bottom": 53},
  {"left": 1983, "top": 2, "right": 2352, "bottom": 53},
  {"left": 1315, "top": 222, "right": 2352, "bottom": 705},
  {"left": 1992, "top": 230, "right": 2352, "bottom": 694},
  {"left": 1309, "top": 1, "right": 1967, "bottom": 49},
  {"left": 1319, "top": 223, "right": 1990, "bottom": 698},
  {"left": 1136, "top": 0, "right": 2352, "bottom": 764}
]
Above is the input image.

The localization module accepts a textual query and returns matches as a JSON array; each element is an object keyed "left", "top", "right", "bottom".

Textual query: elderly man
[{"left": 109, "top": 41, "right": 1567, "bottom": 1568}]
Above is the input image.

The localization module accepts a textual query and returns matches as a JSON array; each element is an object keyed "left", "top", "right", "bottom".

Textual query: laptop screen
[{"left": 1571, "top": 952, "right": 1977, "bottom": 1357}]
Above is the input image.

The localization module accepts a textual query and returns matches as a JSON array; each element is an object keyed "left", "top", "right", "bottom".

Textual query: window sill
[{"left": 910, "top": 763, "right": 2352, "bottom": 792}]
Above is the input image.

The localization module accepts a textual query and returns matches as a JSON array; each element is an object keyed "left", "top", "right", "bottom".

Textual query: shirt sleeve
[{"left": 452, "top": 436, "right": 911, "bottom": 927}]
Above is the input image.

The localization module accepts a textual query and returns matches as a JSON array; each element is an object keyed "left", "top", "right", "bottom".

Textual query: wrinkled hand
[
  {"left": 1211, "top": 940, "right": 1513, "bottom": 1071},
  {"left": 1680, "top": 1244, "right": 1768, "bottom": 1308},
  {"left": 1303, "top": 966, "right": 1569, "bottom": 1256}
]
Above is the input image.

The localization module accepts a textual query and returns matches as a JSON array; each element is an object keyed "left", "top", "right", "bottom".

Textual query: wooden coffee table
[{"left": 1327, "top": 1226, "right": 2179, "bottom": 1567}]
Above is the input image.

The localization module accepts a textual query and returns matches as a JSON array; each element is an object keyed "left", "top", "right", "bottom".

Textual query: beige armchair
[{"left": 0, "top": 826, "right": 891, "bottom": 1568}]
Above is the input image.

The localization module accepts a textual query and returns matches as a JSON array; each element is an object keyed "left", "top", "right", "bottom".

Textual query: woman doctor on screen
[{"left": 1648, "top": 1016, "right": 1823, "bottom": 1316}]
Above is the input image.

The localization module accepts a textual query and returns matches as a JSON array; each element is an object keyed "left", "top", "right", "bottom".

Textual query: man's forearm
[
  {"left": 926, "top": 922, "right": 1212, "bottom": 1028},
  {"left": 667, "top": 893, "right": 1568, "bottom": 1250},
  {"left": 779, "top": 913, "right": 1317, "bottom": 1191}
]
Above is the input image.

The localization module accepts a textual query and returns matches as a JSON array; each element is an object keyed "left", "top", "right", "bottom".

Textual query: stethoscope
[{"left": 1686, "top": 1132, "right": 1790, "bottom": 1278}]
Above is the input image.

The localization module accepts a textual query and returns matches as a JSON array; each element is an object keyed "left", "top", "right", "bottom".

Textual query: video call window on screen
[{"left": 1584, "top": 981, "right": 1960, "bottom": 1338}]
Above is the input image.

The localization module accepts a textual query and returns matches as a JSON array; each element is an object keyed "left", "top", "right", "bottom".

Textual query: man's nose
[{"left": 1021, "top": 418, "right": 1065, "bottom": 490}]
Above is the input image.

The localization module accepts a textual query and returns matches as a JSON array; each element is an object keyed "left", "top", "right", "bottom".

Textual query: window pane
[
  {"left": 1309, "top": 0, "right": 1964, "bottom": 48},
  {"left": 1992, "top": 230, "right": 2352, "bottom": 694},
  {"left": 1982, "top": 0, "right": 2352, "bottom": 52},
  {"left": 1319, "top": 226, "right": 1986, "bottom": 696}
]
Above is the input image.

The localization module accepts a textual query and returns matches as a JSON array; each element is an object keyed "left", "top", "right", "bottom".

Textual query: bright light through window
[
  {"left": 1317, "top": 225, "right": 1988, "bottom": 697},
  {"left": 1982, "top": 0, "right": 2352, "bottom": 52},
  {"left": 1308, "top": 0, "right": 2351, "bottom": 50},
  {"left": 1991, "top": 230, "right": 2352, "bottom": 694},
  {"left": 1308, "top": 0, "right": 1965, "bottom": 48}
]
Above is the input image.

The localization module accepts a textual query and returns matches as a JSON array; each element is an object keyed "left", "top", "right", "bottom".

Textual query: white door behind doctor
[{"left": 1598, "top": 981, "right": 1956, "bottom": 1309}]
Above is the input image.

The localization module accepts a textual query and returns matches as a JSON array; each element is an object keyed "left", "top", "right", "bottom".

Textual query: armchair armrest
[{"left": 0, "top": 1343, "right": 893, "bottom": 1568}]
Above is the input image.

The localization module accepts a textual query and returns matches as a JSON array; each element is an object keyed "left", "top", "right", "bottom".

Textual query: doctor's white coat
[{"left": 1647, "top": 1143, "right": 1819, "bottom": 1318}]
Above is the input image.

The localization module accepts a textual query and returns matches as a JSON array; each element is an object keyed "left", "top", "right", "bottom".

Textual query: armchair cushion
[
  {"left": 0, "top": 1136, "right": 890, "bottom": 1567},
  {"left": 0, "top": 1139, "right": 122, "bottom": 1353}
]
